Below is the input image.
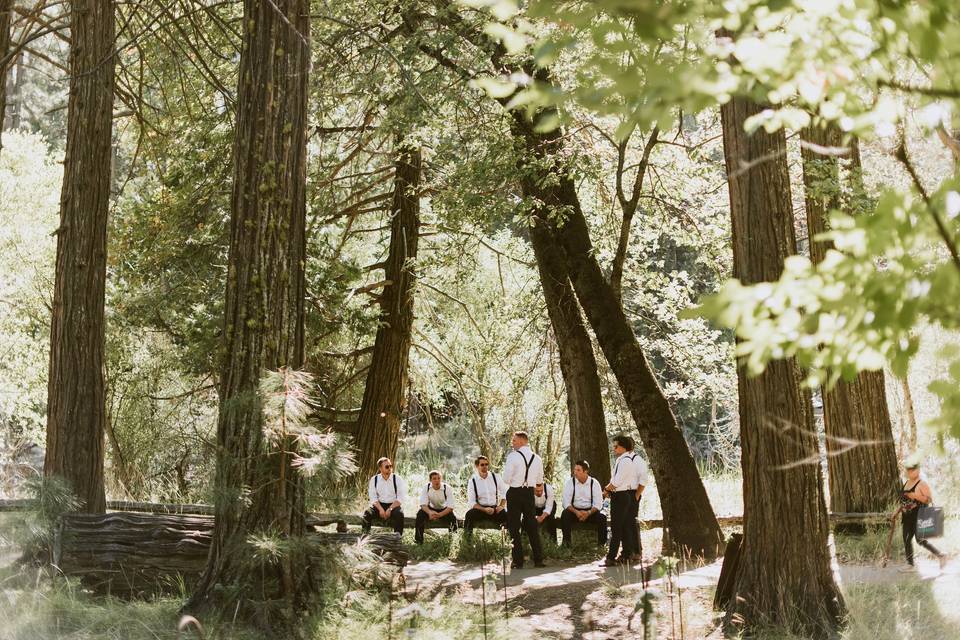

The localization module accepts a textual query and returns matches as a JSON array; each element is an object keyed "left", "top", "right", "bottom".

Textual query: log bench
[{"left": 52, "top": 511, "right": 408, "bottom": 597}]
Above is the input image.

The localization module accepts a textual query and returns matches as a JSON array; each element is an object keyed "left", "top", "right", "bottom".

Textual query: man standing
[
  {"left": 503, "top": 431, "right": 545, "bottom": 569},
  {"left": 464, "top": 455, "right": 507, "bottom": 536},
  {"left": 361, "top": 457, "right": 407, "bottom": 535},
  {"left": 625, "top": 438, "right": 649, "bottom": 563},
  {"left": 603, "top": 435, "right": 637, "bottom": 567},
  {"left": 415, "top": 470, "right": 458, "bottom": 544},
  {"left": 560, "top": 460, "right": 607, "bottom": 548},
  {"left": 533, "top": 482, "right": 557, "bottom": 545}
]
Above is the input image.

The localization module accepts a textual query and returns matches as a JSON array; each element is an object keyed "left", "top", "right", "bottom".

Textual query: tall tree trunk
[
  {"left": 510, "top": 116, "right": 723, "bottom": 559},
  {"left": 0, "top": 0, "right": 11, "bottom": 150},
  {"left": 354, "top": 145, "right": 421, "bottom": 480},
  {"left": 800, "top": 124, "right": 899, "bottom": 514},
  {"left": 899, "top": 374, "right": 918, "bottom": 459},
  {"left": 189, "top": 0, "right": 310, "bottom": 614},
  {"left": 43, "top": 0, "right": 115, "bottom": 514},
  {"left": 723, "top": 98, "right": 844, "bottom": 637},
  {"left": 7, "top": 50, "right": 23, "bottom": 130},
  {"left": 528, "top": 221, "right": 611, "bottom": 484}
]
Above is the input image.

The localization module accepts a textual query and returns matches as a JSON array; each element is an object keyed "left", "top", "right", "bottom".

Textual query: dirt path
[{"left": 401, "top": 555, "right": 959, "bottom": 639}]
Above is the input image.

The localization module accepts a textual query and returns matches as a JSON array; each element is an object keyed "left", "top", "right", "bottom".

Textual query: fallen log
[
  {"left": 54, "top": 512, "right": 407, "bottom": 597},
  {"left": 0, "top": 499, "right": 894, "bottom": 531}
]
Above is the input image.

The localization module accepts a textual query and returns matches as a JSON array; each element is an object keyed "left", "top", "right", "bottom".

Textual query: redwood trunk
[
  {"left": 511, "top": 117, "right": 722, "bottom": 558},
  {"left": 801, "top": 124, "right": 899, "bottom": 514},
  {"left": 723, "top": 98, "right": 844, "bottom": 637},
  {"left": 43, "top": 0, "right": 115, "bottom": 514},
  {"left": 0, "top": 0, "right": 11, "bottom": 149},
  {"left": 189, "top": 0, "right": 310, "bottom": 612},
  {"left": 528, "top": 220, "right": 611, "bottom": 484},
  {"left": 354, "top": 146, "right": 421, "bottom": 479}
]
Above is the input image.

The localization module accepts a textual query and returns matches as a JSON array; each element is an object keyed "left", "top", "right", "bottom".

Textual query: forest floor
[{"left": 400, "top": 549, "right": 960, "bottom": 639}]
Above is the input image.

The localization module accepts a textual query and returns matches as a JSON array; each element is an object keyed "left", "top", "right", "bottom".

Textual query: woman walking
[{"left": 899, "top": 459, "right": 947, "bottom": 572}]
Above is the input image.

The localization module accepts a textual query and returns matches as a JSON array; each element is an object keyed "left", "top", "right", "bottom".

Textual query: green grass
[
  {"left": 402, "top": 526, "right": 607, "bottom": 563},
  {"left": 0, "top": 569, "right": 515, "bottom": 640},
  {"left": 834, "top": 516, "right": 960, "bottom": 565}
]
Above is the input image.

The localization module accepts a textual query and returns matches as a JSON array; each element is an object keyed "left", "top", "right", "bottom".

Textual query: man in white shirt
[
  {"left": 602, "top": 435, "right": 637, "bottom": 567},
  {"left": 414, "top": 470, "right": 457, "bottom": 544},
  {"left": 624, "top": 437, "right": 649, "bottom": 563},
  {"left": 533, "top": 482, "right": 557, "bottom": 544},
  {"left": 361, "top": 457, "right": 408, "bottom": 535},
  {"left": 503, "top": 431, "right": 545, "bottom": 569},
  {"left": 560, "top": 460, "right": 607, "bottom": 547},
  {"left": 464, "top": 455, "right": 507, "bottom": 536}
]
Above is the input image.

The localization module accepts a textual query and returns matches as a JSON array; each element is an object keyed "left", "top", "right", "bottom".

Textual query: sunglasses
[
  {"left": 382, "top": 464, "right": 393, "bottom": 469},
  {"left": 479, "top": 463, "right": 489, "bottom": 467}
]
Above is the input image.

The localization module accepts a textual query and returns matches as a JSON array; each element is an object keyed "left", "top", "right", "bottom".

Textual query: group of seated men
[{"left": 361, "top": 432, "right": 648, "bottom": 568}]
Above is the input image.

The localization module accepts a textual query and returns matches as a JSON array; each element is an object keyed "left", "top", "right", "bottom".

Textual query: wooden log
[
  {"left": 0, "top": 499, "right": 893, "bottom": 530},
  {"left": 54, "top": 512, "right": 407, "bottom": 597}
]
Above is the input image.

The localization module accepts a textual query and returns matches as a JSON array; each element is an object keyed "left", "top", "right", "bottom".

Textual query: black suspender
[
  {"left": 517, "top": 450, "right": 536, "bottom": 485},
  {"left": 374, "top": 474, "right": 398, "bottom": 498},
  {"left": 572, "top": 477, "right": 596, "bottom": 508},
  {"left": 473, "top": 474, "right": 498, "bottom": 507},
  {"left": 425, "top": 483, "right": 448, "bottom": 505}
]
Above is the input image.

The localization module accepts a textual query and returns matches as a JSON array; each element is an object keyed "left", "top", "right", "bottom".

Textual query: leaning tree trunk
[
  {"left": 722, "top": 98, "right": 844, "bottom": 638},
  {"left": 354, "top": 145, "right": 421, "bottom": 480},
  {"left": 43, "top": 0, "right": 116, "bottom": 514},
  {"left": 0, "top": 0, "right": 11, "bottom": 150},
  {"left": 188, "top": 0, "right": 310, "bottom": 616},
  {"left": 510, "top": 116, "right": 723, "bottom": 559},
  {"left": 528, "top": 220, "right": 611, "bottom": 485},
  {"left": 800, "top": 124, "right": 899, "bottom": 514}
]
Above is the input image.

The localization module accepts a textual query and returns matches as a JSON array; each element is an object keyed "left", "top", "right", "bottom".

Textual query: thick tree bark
[
  {"left": 0, "top": 0, "right": 11, "bottom": 150},
  {"left": 510, "top": 117, "right": 723, "bottom": 558},
  {"left": 899, "top": 375, "right": 918, "bottom": 458},
  {"left": 528, "top": 221, "right": 611, "bottom": 484},
  {"left": 723, "top": 98, "right": 844, "bottom": 637},
  {"left": 188, "top": 0, "right": 310, "bottom": 615},
  {"left": 354, "top": 145, "right": 421, "bottom": 480},
  {"left": 43, "top": 0, "right": 115, "bottom": 514},
  {"left": 801, "top": 124, "right": 899, "bottom": 514}
]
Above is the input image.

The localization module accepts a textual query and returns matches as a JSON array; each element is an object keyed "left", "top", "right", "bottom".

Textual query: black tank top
[{"left": 899, "top": 480, "right": 922, "bottom": 509}]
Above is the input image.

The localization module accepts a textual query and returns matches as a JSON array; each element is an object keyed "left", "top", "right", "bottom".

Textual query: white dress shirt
[
  {"left": 533, "top": 483, "right": 555, "bottom": 513},
  {"left": 629, "top": 453, "right": 649, "bottom": 488},
  {"left": 420, "top": 482, "right": 455, "bottom": 510},
  {"left": 562, "top": 475, "right": 603, "bottom": 510},
  {"left": 609, "top": 452, "right": 638, "bottom": 490},
  {"left": 503, "top": 445, "right": 544, "bottom": 488},
  {"left": 467, "top": 471, "right": 503, "bottom": 508},
  {"left": 368, "top": 472, "right": 407, "bottom": 505}
]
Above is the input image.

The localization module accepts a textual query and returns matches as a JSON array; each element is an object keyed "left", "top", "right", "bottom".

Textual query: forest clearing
[{"left": 2, "top": 0, "right": 960, "bottom": 638}]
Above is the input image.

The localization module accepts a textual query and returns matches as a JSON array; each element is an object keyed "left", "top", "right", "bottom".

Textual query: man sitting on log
[
  {"left": 464, "top": 455, "right": 507, "bottom": 537},
  {"left": 361, "top": 457, "right": 407, "bottom": 535},
  {"left": 560, "top": 460, "right": 607, "bottom": 548},
  {"left": 414, "top": 470, "right": 458, "bottom": 544},
  {"left": 533, "top": 482, "right": 557, "bottom": 544}
]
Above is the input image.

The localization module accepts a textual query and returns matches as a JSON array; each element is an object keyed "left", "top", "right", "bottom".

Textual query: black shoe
[
  {"left": 600, "top": 558, "right": 619, "bottom": 567},
  {"left": 534, "top": 561, "right": 546, "bottom": 568},
  {"left": 511, "top": 561, "right": 523, "bottom": 569}
]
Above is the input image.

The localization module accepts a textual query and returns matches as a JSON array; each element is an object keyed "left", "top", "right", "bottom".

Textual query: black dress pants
[
  {"left": 560, "top": 509, "right": 608, "bottom": 546},
  {"left": 414, "top": 506, "right": 457, "bottom": 543},
  {"left": 463, "top": 506, "right": 507, "bottom": 536},
  {"left": 606, "top": 490, "right": 632, "bottom": 562},
  {"left": 507, "top": 486, "right": 543, "bottom": 567},
  {"left": 535, "top": 503, "right": 557, "bottom": 544},
  {"left": 361, "top": 502, "right": 404, "bottom": 534},
  {"left": 624, "top": 492, "right": 641, "bottom": 557}
]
